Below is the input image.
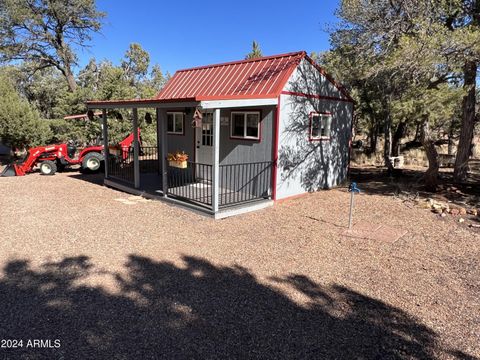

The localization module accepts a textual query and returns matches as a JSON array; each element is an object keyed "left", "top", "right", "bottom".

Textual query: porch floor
[{"left": 112, "top": 173, "right": 270, "bottom": 211}]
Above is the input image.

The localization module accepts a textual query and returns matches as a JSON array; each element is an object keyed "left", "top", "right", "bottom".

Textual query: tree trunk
[
  {"left": 369, "top": 124, "right": 378, "bottom": 154},
  {"left": 392, "top": 121, "right": 407, "bottom": 156},
  {"left": 414, "top": 122, "right": 421, "bottom": 142},
  {"left": 65, "top": 69, "right": 77, "bottom": 92},
  {"left": 384, "top": 114, "right": 394, "bottom": 174},
  {"left": 453, "top": 60, "right": 476, "bottom": 182},
  {"left": 420, "top": 121, "right": 439, "bottom": 192}
]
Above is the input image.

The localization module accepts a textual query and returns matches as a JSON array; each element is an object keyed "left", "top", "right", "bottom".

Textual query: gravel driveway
[{"left": 0, "top": 171, "right": 478, "bottom": 359}]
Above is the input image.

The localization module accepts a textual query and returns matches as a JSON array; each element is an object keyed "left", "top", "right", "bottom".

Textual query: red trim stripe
[
  {"left": 304, "top": 55, "right": 354, "bottom": 102},
  {"left": 272, "top": 96, "right": 281, "bottom": 201}
]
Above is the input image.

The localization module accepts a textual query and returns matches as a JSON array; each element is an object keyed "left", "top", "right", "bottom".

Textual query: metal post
[
  {"left": 132, "top": 108, "right": 140, "bottom": 189},
  {"left": 158, "top": 109, "right": 168, "bottom": 196},
  {"left": 348, "top": 191, "right": 354, "bottom": 229},
  {"left": 348, "top": 182, "right": 360, "bottom": 229},
  {"left": 101, "top": 109, "right": 109, "bottom": 179},
  {"left": 212, "top": 108, "right": 220, "bottom": 212}
]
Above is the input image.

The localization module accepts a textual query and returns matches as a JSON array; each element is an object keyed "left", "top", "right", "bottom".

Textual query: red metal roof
[
  {"left": 86, "top": 51, "right": 353, "bottom": 107},
  {"left": 156, "top": 51, "right": 306, "bottom": 101}
]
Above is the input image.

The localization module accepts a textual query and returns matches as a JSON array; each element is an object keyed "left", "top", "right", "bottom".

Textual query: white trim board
[{"left": 200, "top": 98, "right": 277, "bottom": 109}]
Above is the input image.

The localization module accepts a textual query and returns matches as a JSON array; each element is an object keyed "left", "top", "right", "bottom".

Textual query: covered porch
[{"left": 86, "top": 98, "right": 276, "bottom": 216}]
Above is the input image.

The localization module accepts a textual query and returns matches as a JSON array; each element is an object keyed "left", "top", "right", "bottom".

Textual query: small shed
[{"left": 86, "top": 51, "right": 354, "bottom": 217}]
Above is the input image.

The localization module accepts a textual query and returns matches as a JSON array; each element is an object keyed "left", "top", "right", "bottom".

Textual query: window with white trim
[
  {"left": 310, "top": 113, "right": 332, "bottom": 140},
  {"left": 167, "top": 112, "right": 184, "bottom": 134},
  {"left": 230, "top": 111, "right": 260, "bottom": 140}
]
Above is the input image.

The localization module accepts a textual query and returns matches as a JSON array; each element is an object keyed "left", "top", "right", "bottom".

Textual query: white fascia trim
[{"left": 200, "top": 98, "right": 277, "bottom": 109}]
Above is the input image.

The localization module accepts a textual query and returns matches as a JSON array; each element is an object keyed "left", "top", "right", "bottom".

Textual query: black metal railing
[
  {"left": 167, "top": 161, "right": 213, "bottom": 208},
  {"left": 219, "top": 161, "right": 273, "bottom": 207},
  {"left": 139, "top": 146, "right": 159, "bottom": 174},
  {"left": 107, "top": 146, "right": 134, "bottom": 184},
  {"left": 107, "top": 149, "right": 273, "bottom": 210}
]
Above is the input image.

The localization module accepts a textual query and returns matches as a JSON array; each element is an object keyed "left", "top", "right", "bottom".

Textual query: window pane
[
  {"left": 202, "top": 124, "right": 212, "bottom": 146},
  {"left": 167, "top": 114, "right": 174, "bottom": 132},
  {"left": 320, "top": 119, "right": 326, "bottom": 137},
  {"left": 311, "top": 115, "right": 321, "bottom": 138},
  {"left": 232, "top": 113, "right": 244, "bottom": 137},
  {"left": 174, "top": 114, "right": 183, "bottom": 133},
  {"left": 203, "top": 113, "right": 213, "bottom": 125},
  {"left": 246, "top": 113, "right": 259, "bottom": 138},
  {"left": 322, "top": 115, "right": 332, "bottom": 137}
]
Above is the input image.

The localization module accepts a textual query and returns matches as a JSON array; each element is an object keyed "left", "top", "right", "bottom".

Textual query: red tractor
[{"left": 0, "top": 132, "right": 139, "bottom": 177}]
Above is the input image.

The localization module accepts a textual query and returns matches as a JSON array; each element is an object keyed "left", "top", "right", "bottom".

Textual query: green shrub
[{"left": 0, "top": 74, "right": 52, "bottom": 148}]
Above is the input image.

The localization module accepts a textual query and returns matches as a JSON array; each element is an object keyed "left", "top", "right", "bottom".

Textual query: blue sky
[{"left": 77, "top": 0, "right": 340, "bottom": 74}]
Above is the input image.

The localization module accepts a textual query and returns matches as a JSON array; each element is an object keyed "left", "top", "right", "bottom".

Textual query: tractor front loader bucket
[{"left": 0, "top": 164, "right": 18, "bottom": 177}]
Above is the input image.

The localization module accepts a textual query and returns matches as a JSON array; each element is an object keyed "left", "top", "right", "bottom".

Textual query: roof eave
[{"left": 86, "top": 98, "right": 198, "bottom": 109}]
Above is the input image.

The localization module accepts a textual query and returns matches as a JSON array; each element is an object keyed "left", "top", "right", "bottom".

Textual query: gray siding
[
  {"left": 285, "top": 59, "right": 349, "bottom": 100},
  {"left": 162, "top": 106, "right": 274, "bottom": 165},
  {"left": 218, "top": 107, "right": 275, "bottom": 198},
  {"left": 162, "top": 106, "right": 276, "bottom": 197},
  {"left": 219, "top": 106, "right": 274, "bottom": 165},
  {"left": 165, "top": 109, "right": 195, "bottom": 157},
  {"left": 275, "top": 58, "right": 353, "bottom": 199},
  {"left": 276, "top": 94, "right": 353, "bottom": 199}
]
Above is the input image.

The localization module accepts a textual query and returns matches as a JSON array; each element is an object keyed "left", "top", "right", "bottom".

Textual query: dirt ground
[{"left": 0, "top": 170, "right": 478, "bottom": 359}]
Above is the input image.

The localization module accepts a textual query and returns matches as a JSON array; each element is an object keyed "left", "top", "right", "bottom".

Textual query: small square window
[
  {"left": 167, "top": 112, "right": 184, "bottom": 134},
  {"left": 309, "top": 113, "right": 332, "bottom": 141},
  {"left": 230, "top": 112, "right": 260, "bottom": 140}
]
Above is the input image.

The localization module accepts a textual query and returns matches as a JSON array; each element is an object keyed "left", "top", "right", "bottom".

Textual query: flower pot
[{"left": 169, "top": 160, "right": 187, "bottom": 169}]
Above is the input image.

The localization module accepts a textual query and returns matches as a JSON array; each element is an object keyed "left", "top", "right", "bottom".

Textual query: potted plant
[{"left": 167, "top": 151, "right": 189, "bottom": 169}]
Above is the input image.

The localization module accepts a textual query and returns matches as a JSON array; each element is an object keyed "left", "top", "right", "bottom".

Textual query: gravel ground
[{"left": 0, "top": 171, "right": 478, "bottom": 359}]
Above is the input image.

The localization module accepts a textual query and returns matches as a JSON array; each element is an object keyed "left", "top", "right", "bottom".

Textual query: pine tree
[{"left": 245, "top": 41, "right": 263, "bottom": 59}]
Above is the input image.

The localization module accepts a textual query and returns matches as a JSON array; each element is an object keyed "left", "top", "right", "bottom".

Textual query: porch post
[
  {"left": 155, "top": 108, "right": 161, "bottom": 176},
  {"left": 101, "top": 108, "right": 109, "bottom": 179},
  {"left": 158, "top": 108, "right": 168, "bottom": 196},
  {"left": 212, "top": 108, "right": 220, "bottom": 212},
  {"left": 132, "top": 108, "right": 140, "bottom": 189}
]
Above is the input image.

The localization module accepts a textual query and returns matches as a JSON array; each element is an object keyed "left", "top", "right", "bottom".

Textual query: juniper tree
[
  {"left": 325, "top": 0, "right": 480, "bottom": 189},
  {"left": 0, "top": 71, "right": 52, "bottom": 148},
  {"left": 0, "top": 0, "right": 105, "bottom": 92}
]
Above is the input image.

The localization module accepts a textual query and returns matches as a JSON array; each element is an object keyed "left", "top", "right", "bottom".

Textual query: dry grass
[
  {"left": 0, "top": 171, "right": 478, "bottom": 359},
  {"left": 351, "top": 136, "right": 480, "bottom": 168}
]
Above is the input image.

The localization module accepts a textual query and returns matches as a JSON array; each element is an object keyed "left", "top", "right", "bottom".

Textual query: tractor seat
[{"left": 67, "top": 145, "right": 76, "bottom": 158}]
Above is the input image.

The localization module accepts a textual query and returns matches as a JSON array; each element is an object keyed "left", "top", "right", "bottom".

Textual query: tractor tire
[
  {"left": 81, "top": 152, "right": 104, "bottom": 173},
  {"left": 39, "top": 160, "right": 57, "bottom": 176}
]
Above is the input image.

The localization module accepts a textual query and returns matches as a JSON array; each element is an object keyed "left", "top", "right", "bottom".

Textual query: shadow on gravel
[
  {"left": 0, "top": 255, "right": 474, "bottom": 359},
  {"left": 68, "top": 172, "right": 105, "bottom": 186}
]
